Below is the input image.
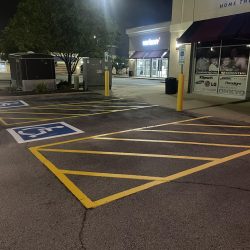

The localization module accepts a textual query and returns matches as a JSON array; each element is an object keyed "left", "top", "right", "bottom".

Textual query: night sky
[{"left": 0, "top": 0, "right": 172, "bottom": 56}]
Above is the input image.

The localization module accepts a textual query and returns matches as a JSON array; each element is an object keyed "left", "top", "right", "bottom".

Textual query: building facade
[
  {"left": 126, "top": 22, "right": 171, "bottom": 79},
  {"left": 170, "top": 0, "right": 250, "bottom": 99}
]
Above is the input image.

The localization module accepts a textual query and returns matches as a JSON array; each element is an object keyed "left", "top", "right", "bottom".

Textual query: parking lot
[{"left": 1, "top": 93, "right": 250, "bottom": 249}]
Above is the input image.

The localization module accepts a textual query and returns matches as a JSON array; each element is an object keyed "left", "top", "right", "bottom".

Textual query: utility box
[
  {"left": 82, "top": 58, "right": 112, "bottom": 91},
  {"left": 9, "top": 53, "right": 56, "bottom": 91}
]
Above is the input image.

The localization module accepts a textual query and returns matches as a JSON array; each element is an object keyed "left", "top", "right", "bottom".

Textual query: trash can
[
  {"left": 129, "top": 70, "right": 133, "bottom": 77},
  {"left": 165, "top": 77, "right": 178, "bottom": 94}
]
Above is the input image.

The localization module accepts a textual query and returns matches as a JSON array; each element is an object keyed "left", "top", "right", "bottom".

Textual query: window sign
[
  {"left": 220, "top": 46, "right": 249, "bottom": 75},
  {"left": 142, "top": 38, "right": 160, "bottom": 46},
  {"left": 195, "top": 47, "right": 220, "bottom": 74}
]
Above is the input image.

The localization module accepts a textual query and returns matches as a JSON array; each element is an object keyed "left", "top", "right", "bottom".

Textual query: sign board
[
  {"left": 142, "top": 38, "right": 160, "bottom": 46},
  {"left": 179, "top": 46, "right": 185, "bottom": 65},
  {"left": 193, "top": 74, "right": 218, "bottom": 93},
  {"left": 104, "top": 52, "right": 109, "bottom": 62},
  {"left": 0, "top": 100, "right": 29, "bottom": 109},
  {"left": 218, "top": 75, "right": 247, "bottom": 97},
  {"left": 7, "top": 122, "right": 84, "bottom": 143}
]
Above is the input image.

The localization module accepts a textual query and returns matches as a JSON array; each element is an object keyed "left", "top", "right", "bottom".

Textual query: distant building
[
  {"left": 126, "top": 22, "right": 170, "bottom": 79},
  {"left": 170, "top": 0, "right": 250, "bottom": 99}
]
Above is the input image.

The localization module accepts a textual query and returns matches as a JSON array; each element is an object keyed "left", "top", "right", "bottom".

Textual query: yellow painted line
[
  {"left": 59, "top": 169, "right": 166, "bottom": 181},
  {"left": 3, "top": 117, "right": 46, "bottom": 120},
  {"left": 3, "top": 106, "right": 155, "bottom": 126},
  {"left": 29, "top": 148, "right": 95, "bottom": 208},
  {"left": 39, "top": 148, "right": 217, "bottom": 161},
  {"left": 0, "top": 118, "right": 8, "bottom": 125},
  {"left": 176, "top": 123, "right": 250, "bottom": 128},
  {"left": 33, "top": 116, "right": 211, "bottom": 149},
  {"left": 92, "top": 149, "right": 250, "bottom": 208},
  {"left": 7, "top": 99, "right": 121, "bottom": 110},
  {"left": 140, "top": 129, "right": 250, "bottom": 137},
  {"left": 95, "top": 137, "right": 250, "bottom": 149},
  {"left": 0, "top": 111, "right": 81, "bottom": 116}
]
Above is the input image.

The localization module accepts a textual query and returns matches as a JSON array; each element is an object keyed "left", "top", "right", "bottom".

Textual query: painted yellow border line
[
  {"left": 7, "top": 99, "right": 122, "bottom": 111},
  {"left": 59, "top": 169, "right": 166, "bottom": 181},
  {"left": 29, "top": 148, "right": 95, "bottom": 208},
  {"left": 1, "top": 106, "right": 155, "bottom": 126},
  {"left": 140, "top": 129, "right": 250, "bottom": 137},
  {"left": 32, "top": 116, "right": 211, "bottom": 149},
  {"left": 92, "top": 149, "right": 250, "bottom": 208},
  {"left": 0, "top": 111, "right": 84, "bottom": 116},
  {"left": 176, "top": 123, "right": 250, "bottom": 128},
  {"left": 95, "top": 137, "right": 250, "bottom": 149},
  {"left": 39, "top": 148, "right": 218, "bottom": 161}
]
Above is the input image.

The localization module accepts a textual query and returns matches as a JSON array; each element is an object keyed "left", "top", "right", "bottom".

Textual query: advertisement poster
[
  {"left": 220, "top": 46, "right": 250, "bottom": 75},
  {"left": 218, "top": 76, "right": 247, "bottom": 97},
  {"left": 193, "top": 74, "right": 218, "bottom": 93},
  {"left": 195, "top": 47, "right": 220, "bottom": 74}
]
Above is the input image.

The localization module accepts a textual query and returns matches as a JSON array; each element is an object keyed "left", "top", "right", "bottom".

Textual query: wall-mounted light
[{"left": 176, "top": 40, "right": 183, "bottom": 50}]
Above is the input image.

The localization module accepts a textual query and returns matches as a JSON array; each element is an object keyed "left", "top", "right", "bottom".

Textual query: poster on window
[
  {"left": 193, "top": 74, "right": 218, "bottom": 93},
  {"left": 218, "top": 76, "right": 247, "bottom": 97},
  {"left": 195, "top": 47, "right": 220, "bottom": 74},
  {"left": 220, "top": 46, "right": 250, "bottom": 75}
]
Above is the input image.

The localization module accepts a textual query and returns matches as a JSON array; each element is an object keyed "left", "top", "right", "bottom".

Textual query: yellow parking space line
[
  {"left": 39, "top": 148, "right": 218, "bottom": 161},
  {"left": 2, "top": 107, "right": 151, "bottom": 126},
  {"left": 8, "top": 99, "right": 121, "bottom": 110},
  {"left": 140, "top": 129, "right": 250, "bottom": 137},
  {"left": 3, "top": 117, "right": 46, "bottom": 120},
  {"left": 176, "top": 123, "right": 250, "bottom": 128},
  {"left": 92, "top": 149, "right": 250, "bottom": 208},
  {"left": 0, "top": 111, "right": 82, "bottom": 116},
  {"left": 34, "top": 116, "right": 211, "bottom": 149},
  {"left": 29, "top": 148, "right": 95, "bottom": 208},
  {"left": 59, "top": 169, "right": 166, "bottom": 181},
  {"left": 95, "top": 137, "right": 250, "bottom": 148},
  {"left": 0, "top": 118, "right": 8, "bottom": 125}
]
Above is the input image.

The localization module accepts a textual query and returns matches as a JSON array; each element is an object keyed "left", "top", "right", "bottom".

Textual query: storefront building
[
  {"left": 170, "top": 0, "right": 250, "bottom": 99},
  {"left": 126, "top": 22, "right": 170, "bottom": 78}
]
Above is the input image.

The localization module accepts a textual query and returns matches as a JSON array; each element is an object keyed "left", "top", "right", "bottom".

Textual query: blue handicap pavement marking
[
  {"left": 7, "top": 122, "right": 84, "bottom": 143},
  {"left": 0, "top": 100, "right": 29, "bottom": 109}
]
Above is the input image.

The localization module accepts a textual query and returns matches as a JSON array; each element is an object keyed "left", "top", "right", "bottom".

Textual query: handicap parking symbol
[
  {"left": 0, "top": 100, "right": 29, "bottom": 109},
  {"left": 7, "top": 122, "right": 84, "bottom": 143}
]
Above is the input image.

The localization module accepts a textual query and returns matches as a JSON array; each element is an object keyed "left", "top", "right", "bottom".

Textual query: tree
[{"left": 0, "top": 0, "right": 119, "bottom": 84}]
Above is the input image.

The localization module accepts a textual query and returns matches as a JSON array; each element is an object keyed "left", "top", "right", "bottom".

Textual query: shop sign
[
  {"left": 218, "top": 76, "right": 247, "bottom": 97},
  {"left": 193, "top": 74, "right": 218, "bottom": 93},
  {"left": 142, "top": 38, "right": 160, "bottom": 46}
]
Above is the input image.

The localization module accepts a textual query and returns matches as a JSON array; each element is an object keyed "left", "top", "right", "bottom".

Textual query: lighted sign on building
[{"left": 142, "top": 38, "right": 160, "bottom": 46}]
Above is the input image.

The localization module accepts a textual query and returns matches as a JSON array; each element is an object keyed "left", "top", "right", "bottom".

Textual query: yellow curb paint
[
  {"left": 39, "top": 148, "right": 218, "bottom": 161},
  {"left": 29, "top": 148, "right": 94, "bottom": 208},
  {"left": 176, "top": 123, "right": 250, "bottom": 128},
  {"left": 92, "top": 149, "right": 250, "bottom": 208},
  {"left": 95, "top": 137, "right": 250, "bottom": 149},
  {"left": 33, "top": 116, "right": 211, "bottom": 149},
  {"left": 140, "top": 130, "right": 250, "bottom": 137},
  {"left": 59, "top": 169, "right": 166, "bottom": 181}
]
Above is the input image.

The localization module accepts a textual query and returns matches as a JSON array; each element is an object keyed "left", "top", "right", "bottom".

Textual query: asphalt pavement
[{"left": 0, "top": 90, "right": 250, "bottom": 250}]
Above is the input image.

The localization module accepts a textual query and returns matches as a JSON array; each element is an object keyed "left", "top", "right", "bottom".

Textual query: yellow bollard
[
  {"left": 105, "top": 70, "right": 110, "bottom": 97},
  {"left": 176, "top": 73, "right": 184, "bottom": 111}
]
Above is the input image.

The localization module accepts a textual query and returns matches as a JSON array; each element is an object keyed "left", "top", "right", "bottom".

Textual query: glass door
[{"left": 151, "top": 59, "right": 158, "bottom": 77}]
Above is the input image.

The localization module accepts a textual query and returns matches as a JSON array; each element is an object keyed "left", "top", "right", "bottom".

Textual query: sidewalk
[{"left": 109, "top": 79, "right": 250, "bottom": 123}]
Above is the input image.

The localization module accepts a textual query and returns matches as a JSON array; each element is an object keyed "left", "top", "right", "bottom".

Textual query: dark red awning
[
  {"left": 129, "top": 51, "right": 145, "bottom": 59},
  {"left": 178, "top": 12, "right": 250, "bottom": 43},
  {"left": 130, "top": 50, "right": 169, "bottom": 59}
]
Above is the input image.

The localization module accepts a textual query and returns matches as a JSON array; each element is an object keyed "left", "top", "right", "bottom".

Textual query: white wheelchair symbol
[
  {"left": 0, "top": 101, "right": 19, "bottom": 107},
  {"left": 17, "top": 126, "right": 65, "bottom": 138}
]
